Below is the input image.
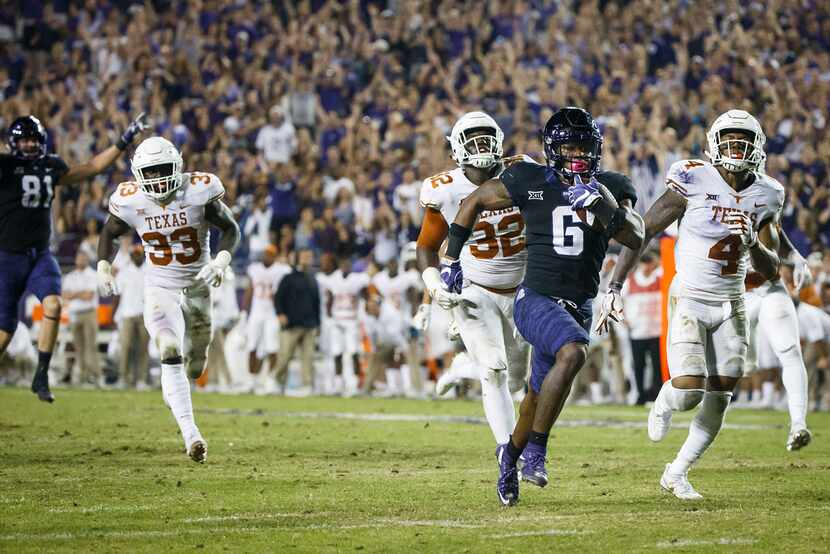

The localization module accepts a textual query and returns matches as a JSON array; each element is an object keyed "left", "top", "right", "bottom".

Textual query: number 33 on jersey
[{"left": 108, "top": 172, "right": 225, "bottom": 289}]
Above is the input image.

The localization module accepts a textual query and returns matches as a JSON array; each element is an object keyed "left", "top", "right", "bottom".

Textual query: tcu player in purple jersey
[{"left": 0, "top": 114, "right": 148, "bottom": 402}]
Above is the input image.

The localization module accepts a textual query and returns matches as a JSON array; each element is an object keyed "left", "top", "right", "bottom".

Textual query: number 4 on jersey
[{"left": 708, "top": 235, "right": 742, "bottom": 275}]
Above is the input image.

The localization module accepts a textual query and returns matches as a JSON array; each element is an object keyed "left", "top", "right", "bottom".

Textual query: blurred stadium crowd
[{"left": 1, "top": 0, "right": 829, "bottom": 406}]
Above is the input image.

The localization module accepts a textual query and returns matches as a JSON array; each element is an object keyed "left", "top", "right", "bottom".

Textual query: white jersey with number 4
[
  {"left": 419, "top": 163, "right": 529, "bottom": 289},
  {"left": 665, "top": 159, "right": 784, "bottom": 302},
  {"left": 108, "top": 172, "right": 225, "bottom": 290}
]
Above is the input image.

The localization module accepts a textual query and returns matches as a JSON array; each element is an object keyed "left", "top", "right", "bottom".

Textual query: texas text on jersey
[
  {"left": 420, "top": 164, "right": 528, "bottom": 290},
  {"left": 107, "top": 172, "right": 225, "bottom": 289},
  {"left": 0, "top": 153, "right": 68, "bottom": 252},
  {"left": 499, "top": 160, "right": 638, "bottom": 304}
]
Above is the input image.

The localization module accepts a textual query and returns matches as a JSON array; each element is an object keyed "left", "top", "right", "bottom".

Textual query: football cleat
[
  {"left": 660, "top": 463, "right": 703, "bottom": 500},
  {"left": 495, "top": 444, "right": 519, "bottom": 506},
  {"left": 648, "top": 398, "right": 672, "bottom": 442},
  {"left": 30, "top": 369, "right": 55, "bottom": 403},
  {"left": 520, "top": 445, "right": 548, "bottom": 488},
  {"left": 187, "top": 439, "right": 207, "bottom": 464},
  {"left": 786, "top": 428, "right": 812, "bottom": 451}
]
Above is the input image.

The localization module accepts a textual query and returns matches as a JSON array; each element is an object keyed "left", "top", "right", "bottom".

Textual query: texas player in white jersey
[
  {"left": 416, "top": 111, "right": 530, "bottom": 445},
  {"left": 96, "top": 137, "right": 240, "bottom": 463},
  {"left": 371, "top": 260, "right": 423, "bottom": 395},
  {"left": 243, "top": 244, "right": 291, "bottom": 376},
  {"left": 599, "top": 110, "right": 782, "bottom": 499},
  {"left": 324, "top": 256, "right": 370, "bottom": 395},
  {"left": 743, "top": 227, "right": 813, "bottom": 450}
]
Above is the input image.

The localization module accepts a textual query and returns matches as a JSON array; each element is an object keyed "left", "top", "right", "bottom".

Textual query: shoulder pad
[
  {"left": 500, "top": 160, "right": 546, "bottom": 186},
  {"left": 185, "top": 172, "right": 225, "bottom": 205},
  {"left": 419, "top": 170, "right": 454, "bottom": 210},
  {"left": 664, "top": 159, "right": 710, "bottom": 198}
]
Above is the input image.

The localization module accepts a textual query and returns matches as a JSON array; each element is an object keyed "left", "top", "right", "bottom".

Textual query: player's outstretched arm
[
  {"left": 97, "top": 214, "right": 133, "bottom": 297},
  {"left": 610, "top": 189, "right": 686, "bottom": 288},
  {"left": 444, "top": 180, "right": 513, "bottom": 260},
  {"left": 205, "top": 199, "right": 241, "bottom": 254},
  {"left": 58, "top": 113, "right": 149, "bottom": 187},
  {"left": 98, "top": 215, "right": 133, "bottom": 263}
]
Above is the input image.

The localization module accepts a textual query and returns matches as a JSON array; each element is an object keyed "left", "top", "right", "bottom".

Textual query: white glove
[
  {"left": 195, "top": 250, "right": 232, "bottom": 288},
  {"left": 594, "top": 287, "right": 624, "bottom": 335},
  {"left": 412, "top": 303, "right": 431, "bottom": 332},
  {"left": 792, "top": 254, "right": 813, "bottom": 291},
  {"left": 97, "top": 260, "right": 117, "bottom": 297},
  {"left": 447, "top": 316, "right": 461, "bottom": 341},
  {"left": 726, "top": 212, "right": 757, "bottom": 248},
  {"left": 422, "top": 266, "right": 459, "bottom": 309}
]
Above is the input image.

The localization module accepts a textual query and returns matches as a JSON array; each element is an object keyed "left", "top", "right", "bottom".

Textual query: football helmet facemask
[
  {"left": 543, "top": 107, "right": 603, "bottom": 181},
  {"left": 447, "top": 111, "right": 504, "bottom": 170},
  {"left": 131, "top": 136, "right": 184, "bottom": 201},
  {"left": 705, "top": 109, "right": 766, "bottom": 173}
]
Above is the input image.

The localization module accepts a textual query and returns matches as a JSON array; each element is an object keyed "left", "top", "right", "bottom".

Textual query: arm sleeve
[{"left": 51, "top": 156, "right": 70, "bottom": 181}]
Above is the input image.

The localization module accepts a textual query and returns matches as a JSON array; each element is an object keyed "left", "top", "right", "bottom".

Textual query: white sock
[
  {"left": 589, "top": 382, "right": 603, "bottom": 404},
  {"left": 449, "top": 352, "right": 479, "bottom": 381},
  {"left": 779, "top": 348, "right": 808, "bottom": 431},
  {"left": 656, "top": 380, "right": 704, "bottom": 416},
  {"left": 160, "top": 362, "right": 200, "bottom": 447},
  {"left": 480, "top": 369, "right": 516, "bottom": 444},
  {"left": 761, "top": 381, "right": 775, "bottom": 407},
  {"left": 669, "top": 391, "right": 731, "bottom": 475}
]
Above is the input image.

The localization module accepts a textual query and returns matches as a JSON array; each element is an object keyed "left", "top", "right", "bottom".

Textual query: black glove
[{"left": 116, "top": 112, "right": 150, "bottom": 150}]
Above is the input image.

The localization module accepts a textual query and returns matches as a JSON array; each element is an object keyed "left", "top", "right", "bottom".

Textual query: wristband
[
  {"left": 609, "top": 280, "right": 623, "bottom": 293},
  {"left": 116, "top": 137, "right": 128, "bottom": 151},
  {"left": 446, "top": 223, "right": 472, "bottom": 259}
]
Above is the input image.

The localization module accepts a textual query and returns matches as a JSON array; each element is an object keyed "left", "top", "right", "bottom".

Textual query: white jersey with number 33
[
  {"left": 108, "top": 172, "right": 225, "bottom": 290},
  {"left": 420, "top": 164, "right": 528, "bottom": 289},
  {"left": 666, "top": 159, "right": 784, "bottom": 302}
]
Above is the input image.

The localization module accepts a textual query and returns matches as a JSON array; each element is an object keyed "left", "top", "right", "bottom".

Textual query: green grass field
[{"left": 1, "top": 387, "right": 829, "bottom": 553}]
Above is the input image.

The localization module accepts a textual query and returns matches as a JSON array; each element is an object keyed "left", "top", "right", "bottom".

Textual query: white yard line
[
  {"left": 198, "top": 408, "right": 780, "bottom": 431},
  {"left": 656, "top": 538, "right": 758, "bottom": 548},
  {"left": 486, "top": 529, "right": 588, "bottom": 538}
]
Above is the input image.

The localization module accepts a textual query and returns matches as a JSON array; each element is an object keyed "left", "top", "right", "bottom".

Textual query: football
[{"left": 575, "top": 182, "right": 619, "bottom": 230}]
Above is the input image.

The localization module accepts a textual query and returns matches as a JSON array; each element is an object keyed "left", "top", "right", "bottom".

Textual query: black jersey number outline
[{"left": 21, "top": 174, "right": 54, "bottom": 209}]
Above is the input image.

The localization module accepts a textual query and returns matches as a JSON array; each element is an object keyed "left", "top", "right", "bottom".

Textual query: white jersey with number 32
[
  {"left": 108, "top": 172, "right": 225, "bottom": 290},
  {"left": 419, "top": 164, "right": 528, "bottom": 289},
  {"left": 666, "top": 159, "right": 784, "bottom": 302}
]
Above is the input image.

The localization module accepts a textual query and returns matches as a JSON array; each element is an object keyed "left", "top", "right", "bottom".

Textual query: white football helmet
[
  {"left": 447, "top": 111, "right": 504, "bottom": 169},
  {"left": 131, "top": 136, "right": 183, "bottom": 201},
  {"left": 705, "top": 109, "right": 766, "bottom": 173}
]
